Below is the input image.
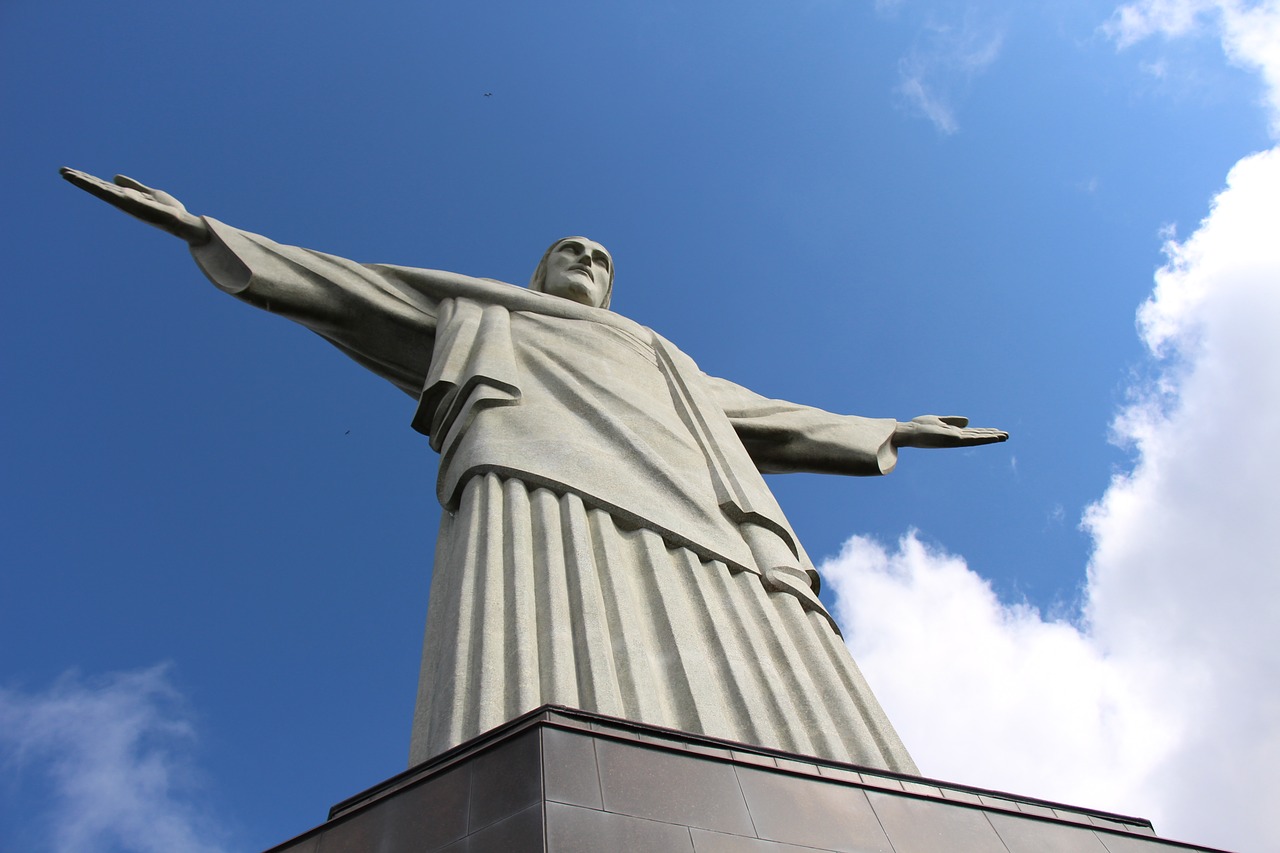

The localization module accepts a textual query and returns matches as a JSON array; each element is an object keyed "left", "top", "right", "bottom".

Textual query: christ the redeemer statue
[{"left": 63, "top": 168, "right": 1006, "bottom": 774}]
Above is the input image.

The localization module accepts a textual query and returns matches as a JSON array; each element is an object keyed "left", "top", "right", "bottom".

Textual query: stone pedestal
[{"left": 264, "top": 706, "right": 1228, "bottom": 853}]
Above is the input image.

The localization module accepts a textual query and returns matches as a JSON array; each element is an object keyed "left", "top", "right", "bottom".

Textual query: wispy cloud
[
  {"left": 1105, "top": 0, "right": 1280, "bottom": 135},
  {"left": 0, "top": 666, "right": 232, "bottom": 853},
  {"left": 893, "top": 11, "right": 1005, "bottom": 134}
]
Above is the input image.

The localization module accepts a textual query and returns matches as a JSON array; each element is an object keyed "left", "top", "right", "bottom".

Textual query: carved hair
[{"left": 528, "top": 236, "right": 614, "bottom": 309}]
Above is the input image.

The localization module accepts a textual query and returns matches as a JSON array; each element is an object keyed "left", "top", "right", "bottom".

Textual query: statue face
[{"left": 540, "top": 238, "right": 612, "bottom": 308}]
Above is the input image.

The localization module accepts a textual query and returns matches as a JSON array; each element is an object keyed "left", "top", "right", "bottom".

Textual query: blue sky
[{"left": 2, "top": 1, "right": 1277, "bottom": 850}]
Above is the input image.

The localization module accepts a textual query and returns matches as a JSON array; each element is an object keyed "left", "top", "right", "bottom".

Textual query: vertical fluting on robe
[{"left": 410, "top": 473, "right": 918, "bottom": 774}]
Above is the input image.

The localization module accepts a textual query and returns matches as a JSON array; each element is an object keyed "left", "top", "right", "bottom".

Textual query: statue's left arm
[{"left": 704, "top": 376, "right": 1007, "bottom": 476}]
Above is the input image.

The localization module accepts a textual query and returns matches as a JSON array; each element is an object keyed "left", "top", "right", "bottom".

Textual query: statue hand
[
  {"left": 60, "top": 168, "right": 210, "bottom": 246},
  {"left": 892, "top": 415, "right": 1008, "bottom": 448}
]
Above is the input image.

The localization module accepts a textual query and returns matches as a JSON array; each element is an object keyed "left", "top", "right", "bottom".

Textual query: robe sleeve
[
  {"left": 189, "top": 218, "right": 441, "bottom": 397},
  {"left": 702, "top": 375, "right": 899, "bottom": 476}
]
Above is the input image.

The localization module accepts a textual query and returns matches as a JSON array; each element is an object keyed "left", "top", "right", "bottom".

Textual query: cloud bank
[
  {"left": 828, "top": 7, "right": 1280, "bottom": 848},
  {"left": 0, "top": 666, "right": 231, "bottom": 853}
]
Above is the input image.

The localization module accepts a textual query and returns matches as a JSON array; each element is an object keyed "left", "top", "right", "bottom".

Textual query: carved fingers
[
  {"left": 894, "top": 415, "right": 1008, "bottom": 448},
  {"left": 60, "top": 167, "right": 209, "bottom": 245}
]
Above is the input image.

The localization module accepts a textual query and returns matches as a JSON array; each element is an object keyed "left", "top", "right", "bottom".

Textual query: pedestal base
[{"left": 264, "top": 706, "right": 1228, "bottom": 853}]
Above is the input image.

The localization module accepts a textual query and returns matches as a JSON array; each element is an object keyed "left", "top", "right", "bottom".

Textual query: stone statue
[{"left": 62, "top": 169, "right": 1007, "bottom": 774}]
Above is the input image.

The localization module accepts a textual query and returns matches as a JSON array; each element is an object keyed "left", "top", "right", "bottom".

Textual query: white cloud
[
  {"left": 894, "top": 12, "right": 1005, "bottom": 134},
  {"left": 1084, "top": 145, "right": 1280, "bottom": 849},
  {"left": 1107, "top": 0, "right": 1280, "bottom": 134},
  {"left": 0, "top": 666, "right": 232, "bottom": 853},
  {"left": 828, "top": 532, "right": 1176, "bottom": 810},
  {"left": 826, "top": 142, "right": 1280, "bottom": 853},
  {"left": 827, "top": 6, "right": 1280, "bottom": 847},
  {"left": 1103, "top": 0, "right": 1219, "bottom": 47}
]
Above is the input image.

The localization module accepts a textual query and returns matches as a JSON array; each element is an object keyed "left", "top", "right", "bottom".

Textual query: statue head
[{"left": 529, "top": 236, "right": 613, "bottom": 309}]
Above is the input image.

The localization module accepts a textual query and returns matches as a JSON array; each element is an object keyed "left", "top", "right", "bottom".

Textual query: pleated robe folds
[{"left": 192, "top": 220, "right": 918, "bottom": 773}]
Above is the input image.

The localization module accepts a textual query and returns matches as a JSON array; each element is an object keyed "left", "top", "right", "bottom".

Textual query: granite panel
[
  {"left": 867, "top": 790, "right": 1008, "bottom": 853},
  {"left": 685, "top": 742, "right": 734, "bottom": 760},
  {"left": 1090, "top": 816, "right": 1141, "bottom": 833},
  {"left": 978, "top": 794, "right": 1017, "bottom": 810},
  {"left": 547, "top": 712, "right": 592, "bottom": 731},
  {"left": 595, "top": 739, "right": 754, "bottom": 835},
  {"left": 543, "top": 727, "right": 604, "bottom": 810},
  {"left": 733, "top": 765, "right": 893, "bottom": 853},
  {"left": 380, "top": 765, "right": 471, "bottom": 852},
  {"left": 1096, "top": 833, "right": 1217, "bottom": 853},
  {"left": 988, "top": 811, "right": 1112, "bottom": 853},
  {"left": 266, "top": 832, "right": 320, "bottom": 853},
  {"left": 306, "top": 768, "right": 474, "bottom": 853},
  {"left": 312, "top": 807, "right": 382, "bottom": 853},
  {"left": 774, "top": 757, "right": 818, "bottom": 775},
  {"left": 858, "top": 775, "right": 904, "bottom": 792},
  {"left": 457, "top": 803, "right": 544, "bottom": 853},
  {"left": 731, "top": 750, "right": 777, "bottom": 768},
  {"left": 815, "top": 765, "right": 862, "bottom": 784},
  {"left": 546, "top": 801, "right": 695, "bottom": 853},
  {"left": 470, "top": 803, "right": 545, "bottom": 853},
  {"left": 262, "top": 707, "right": 1218, "bottom": 853},
  {"left": 900, "top": 781, "right": 942, "bottom": 798},
  {"left": 468, "top": 730, "right": 542, "bottom": 833},
  {"left": 691, "top": 827, "right": 837, "bottom": 853},
  {"left": 1017, "top": 801, "right": 1057, "bottom": 818}
]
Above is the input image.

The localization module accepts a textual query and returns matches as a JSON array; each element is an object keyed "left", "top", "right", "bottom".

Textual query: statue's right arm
[
  {"left": 60, "top": 169, "right": 211, "bottom": 245},
  {"left": 62, "top": 169, "right": 438, "bottom": 396}
]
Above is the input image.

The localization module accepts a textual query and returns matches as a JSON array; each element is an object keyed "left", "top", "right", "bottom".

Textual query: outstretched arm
[
  {"left": 706, "top": 375, "right": 1006, "bottom": 476},
  {"left": 892, "top": 415, "right": 1008, "bottom": 449},
  {"left": 60, "top": 167, "right": 440, "bottom": 396},
  {"left": 61, "top": 169, "right": 211, "bottom": 246}
]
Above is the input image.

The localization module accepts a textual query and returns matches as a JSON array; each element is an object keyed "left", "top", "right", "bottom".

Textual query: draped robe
[{"left": 191, "top": 220, "right": 918, "bottom": 773}]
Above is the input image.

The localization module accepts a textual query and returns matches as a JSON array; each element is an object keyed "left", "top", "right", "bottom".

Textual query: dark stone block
[
  {"left": 595, "top": 738, "right": 754, "bottom": 835},
  {"left": 941, "top": 788, "right": 984, "bottom": 805},
  {"left": 260, "top": 705, "right": 1222, "bottom": 853},
  {"left": 901, "top": 780, "right": 943, "bottom": 798},
  {"left": 978, "top": 794, "right": 1017, "bottom": 810},
  {"left": 731, "top": 749, "right": 777, "bottom": 768},
  {"left": 988, "top": 812, "right": 1111, "bottom": 853},
  {"left": 268, "top": 834, "right": 319, "bottom": 853},
  {"left": 858, "top": 775, "right": 903, "bottom": 792},
  {"left": 691, "top": 828, "right": 836, "bottom": 853},
  {"left": 774, "top": 757, "right": 818, "bottom": 775},
  {"left": 542, "top": 728, "right": 603, "bottom": 810},
  {"left": 461, "top": 803, "right": 544, "bottom": 853},
  {"left": 308, "top": 806, "right": 383, "bottom": 853},
  {"left": 545, "top": 801, "right": 695, "bottom": 853},
  {"left": 867, "top": 790, "right": 1009, "bottom": 853},
  {"left": 733, "top": 765, "right": 892, "bottom": 853},
  {"left": 1017, "top": 801, "right": 1058, "bottom": 818},
  {"left": 468, "top": 729, "right": 542, "bottom": 833},
  {"left": 381, "top": 764, "right": 471, "bottom": 852},
  {"left": 1096, "top": 834, "right": 1217, "bottom": 853},
  {"left": 816, "top": 765, "right": 862, "bottom": 784}
]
